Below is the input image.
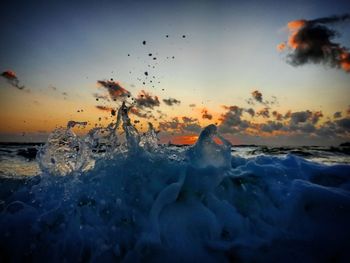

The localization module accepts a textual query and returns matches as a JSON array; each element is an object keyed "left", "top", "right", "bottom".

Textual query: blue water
[{"left": 0, "top": 105, "right": 350, "bottom": 262}]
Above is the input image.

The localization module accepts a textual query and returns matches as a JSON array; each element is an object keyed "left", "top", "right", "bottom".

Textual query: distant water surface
[{"left": 1, "top": 143, "right": 349, "bottom": 178}]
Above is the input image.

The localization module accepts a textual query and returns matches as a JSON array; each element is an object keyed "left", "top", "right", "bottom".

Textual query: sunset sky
[{"left": 1, "top": 0, "right": 349, "bottom": 145}]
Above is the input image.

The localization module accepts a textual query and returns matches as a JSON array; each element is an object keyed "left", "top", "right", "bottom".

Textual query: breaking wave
[{"left": 1, "top": 103, "right": 350, "bottom": 262}]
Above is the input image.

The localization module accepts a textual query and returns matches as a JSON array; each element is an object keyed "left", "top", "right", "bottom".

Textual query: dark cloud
[
  {"left": 218, "top": 105, "right": 249, "bottom": 134},
  {"left": 315, "top": 121, "right": 338, "bottom": 137},
  {"left": 281, "top": 110, "right": 327, "bottom": 134},
  {"left": 289, "top": 110, "right": 312, "bottom": 125},
  {"left": 97, "top": 80, "right": 131, "bottom": 100},
  {"left": 182, "top": 116, "right": 197, "bottom": 123},
  {"left": 311, "top": 111, "right": 323, "bottom": 124},
  {"left": 159, "top": 117, "right": 182, "bottom": 131},
  {"left": 201, "top": 108, "right": 213, "bottom": 120},
  {"left": 1, "top": 70, "right": 25, "bottom": 90},
  {"left": 181, "top": 117, "right": 201, "bottom": 133},
  {"left": 336, "top": 117, "right": 350, "bottom": 131},
  {"left": 272, "top": 110, "right": 283, "bottom": 121},
  {"left": 251, "top": 90, "right": 263, "bottom": 103},
  {"left": 314, "top": 117, "right": 350, "bottom": 138},
  {"left": 130, "top": 107, "right": 153, "bottom": 119},
  {"left": 153, "top": 84, "right": 349, "bottom": 144},
  {"left": 278, "top": 14, "right": 350, "bottom": 72},
  {"left": 222, "top": 105, "right": 242, "bottom": 113},
  {"left": 257, "top": 108, "right": 270, "bottom": 118},
  {"left": 287, "top": 110, "right": 323, "bottom": 125},
  {"left": 245, "top": 108, "right": 255, "bottom": 117},
  {"left": 156, "top": 99, "right": 349, "bottom": 144},
  {"left": 266, "top": 96, "right": 279, "bottom": 106},
  {"left": 135, "top": 90, "right": 160, "bottom": 109},
  {"left": 260, "top": 121, "right": 283, "bottom": 133},
  {"left": 295, "top": 123, "right": 317, "bottom": 133},
  {"left": 189, "top": 104, "right": 196, "bottom": 107},
  {"left": 163, "top": 97, "right": 181, "bottom": 106},
  {"left": 217, "top": 106, "right": 335, "bottom": 138},
  {"left": 183, "top": 123, "right": 201, "bottom": 133},
  {"left": 247, "top": 90, "right": 278, "bottom": 106},
  {"left": 159, "top": 116, "right": 201, "bottom": 133},
  {"left": 284, "top": 110, "right": 292, "bottom": 119},
  {"left": 256, "top": 110, "right": 324, "bottom": 135}
]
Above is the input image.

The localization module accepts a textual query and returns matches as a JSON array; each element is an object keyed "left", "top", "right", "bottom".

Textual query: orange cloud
[
  {"left": 286, "top": 20, "right": 307, "bottom": 49},
  {"left": 277, "top": 20, "right": 306, "bottom": 51},
  {"left": 277, "top": 42, "right": 286, "bottom": 51},
  {"left": 287, "top": 20, "right": 307, "bottom": 30},
  {"left": 340, "top": 51, "right": 350, "bottom": 72}
]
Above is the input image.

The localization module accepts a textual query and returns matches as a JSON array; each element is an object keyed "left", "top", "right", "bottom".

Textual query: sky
[{"left": 0, "top": 0, "right": 349, "bottom": 145}]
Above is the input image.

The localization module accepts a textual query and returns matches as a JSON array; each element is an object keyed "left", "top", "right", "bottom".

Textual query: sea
[{"left": 1, "top": 107, "right": 350, "bottom": 262}]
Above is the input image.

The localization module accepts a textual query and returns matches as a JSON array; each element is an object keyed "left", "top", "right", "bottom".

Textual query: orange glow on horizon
[
  {"left": 163, "top": 135, "right": 199, "bottom": 145},
  {"left": 160, "top": 134, "right": 241, "bottom": 145}
]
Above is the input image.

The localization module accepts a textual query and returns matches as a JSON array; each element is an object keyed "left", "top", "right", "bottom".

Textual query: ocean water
[{"left": 1, "top": 104, "right": 350, "bottom": 262}]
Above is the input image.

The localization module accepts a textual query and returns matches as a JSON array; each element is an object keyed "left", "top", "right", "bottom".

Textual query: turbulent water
[{"left": 1, "top": 103, "right": 350, "bottom": 262}]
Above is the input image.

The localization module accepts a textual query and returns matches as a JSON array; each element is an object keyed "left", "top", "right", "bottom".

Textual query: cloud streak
[
  {"left": 163, "top": 97, "right": 181, "bottom": 106},
  {"left": 159, "top": 116, "right": 202, "bottom": 134}
]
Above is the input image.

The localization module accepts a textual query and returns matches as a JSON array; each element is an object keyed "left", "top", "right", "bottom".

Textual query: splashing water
[
  {"left": 37, "top": 121, "right": 93, "bottom": 176},
  {"left": 37, "top": 102, "right": 163, "bottom": 176},
  {"left": 1, "top": 104, "right": 350, "bottom": 262},
  {"left": 187, "top": 124, "right": 231, "bottom": 169},
  {"left": 139, "top": 123, "right": 159, "bottom": 152}
]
